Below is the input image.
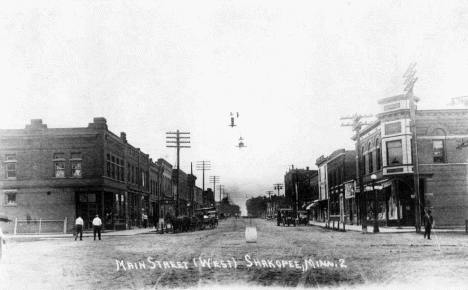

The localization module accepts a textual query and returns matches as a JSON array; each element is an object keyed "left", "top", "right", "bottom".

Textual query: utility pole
[
  {"left": 209, "top": 175, "right": 220, "bottom": 206},
  {"left": 273, "top": 183, "right": 284, "bottom": 196},
  {"left": 266, "top": 190, "right": 273, "bottom": 199},
  {"left": 196, "top": 161, "right": 211, "bottom": 192},
  {"left": 341, "top": 113, "right": 372, "bottom": 233},
  {"left": 190, "top": 162, "right": 194, "bottom": 216},
  {"left": 404, "top": 62, "right": 421, "bottom": 233},
  {"left": 166, "top": 130, "right": 190, "bottom": 216},
  {"left": 218, "top": 184, "right": 224, "bottom": 203}
]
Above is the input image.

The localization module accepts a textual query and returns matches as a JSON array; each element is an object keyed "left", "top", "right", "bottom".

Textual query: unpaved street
[{"left": 1, "top": 218, "right": 467, "bottom": 289}]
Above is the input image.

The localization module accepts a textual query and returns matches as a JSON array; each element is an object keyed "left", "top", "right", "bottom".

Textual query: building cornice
[{"left": 377, "top": 94, "right": 420, "bottom": 105}]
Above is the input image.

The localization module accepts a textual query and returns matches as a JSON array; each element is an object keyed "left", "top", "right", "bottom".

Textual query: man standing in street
[
  {"left": 92, "top": 214, "right": 102, "bottom": 241},
  {"left": 75, "top": 215, "right": 84, "bottom": 241},
  {"left": 423, "top": 210, "right": 434, "bottom": 240}
]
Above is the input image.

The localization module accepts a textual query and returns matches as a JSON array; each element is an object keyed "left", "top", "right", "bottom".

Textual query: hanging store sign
[{"left": 344, "top": 183, "right": 355, "bottom": 198}]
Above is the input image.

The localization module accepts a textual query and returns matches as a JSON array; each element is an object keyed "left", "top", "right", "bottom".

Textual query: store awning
[
  {"left": 356, "top": 179, "right": 391, "bottom": 193},
  {"left": 305, "top": 200, "right": 319, "bottom": 210}
]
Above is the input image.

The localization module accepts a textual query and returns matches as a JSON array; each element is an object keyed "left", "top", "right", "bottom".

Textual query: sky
[{"left": 1, "top": 0, "right": 468, "bottom": 214}]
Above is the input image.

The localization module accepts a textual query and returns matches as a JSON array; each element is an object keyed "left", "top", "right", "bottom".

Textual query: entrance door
[{"left": 78, "top": 193, "right": 98, "bottom": 230}]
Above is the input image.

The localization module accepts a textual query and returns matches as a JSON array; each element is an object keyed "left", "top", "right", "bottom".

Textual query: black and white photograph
[{"left": 1, "top": 1, "right": 468, "bottom": 289}]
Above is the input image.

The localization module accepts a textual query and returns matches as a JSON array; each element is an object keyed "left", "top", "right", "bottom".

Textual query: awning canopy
[
  {"left": 356, "top": 179, "right": 391, "bottom": 193},
  {"left": 305, "top": 201, "right": 319, "bottom": 210}
]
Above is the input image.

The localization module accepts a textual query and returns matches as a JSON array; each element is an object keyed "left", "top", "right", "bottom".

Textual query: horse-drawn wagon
[
  {"left": 164, "top": 207, "right": 219, "bottom": 233},
  {"left": 195, "top": 207, "right": 218, "bottom": 229}
]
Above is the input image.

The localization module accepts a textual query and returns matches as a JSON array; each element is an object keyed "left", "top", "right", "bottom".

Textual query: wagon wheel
[
  {"left": 212, "top": 219, "right": 218, "bottom": 229},
  {"left": 197, "top": 221, "right": 205, "bottom": 230}
]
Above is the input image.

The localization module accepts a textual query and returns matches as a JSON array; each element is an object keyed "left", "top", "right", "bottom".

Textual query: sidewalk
[
  {"left": 308, "top": 220, "right": 467, "bottom": 233},
  {"left": 4, "top": 227, "right": 158, "bottom": 240}
]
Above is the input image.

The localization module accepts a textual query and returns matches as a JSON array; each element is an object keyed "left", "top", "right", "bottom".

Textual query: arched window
[
  {"left": 368, "top": 142, "right": 373, "bottom": 173},
  {"left": 362, "top": 146, "right": 366, "bottom": 174},
  {"left": 376, "top": 138, "right": 382, "bottom": 170}
]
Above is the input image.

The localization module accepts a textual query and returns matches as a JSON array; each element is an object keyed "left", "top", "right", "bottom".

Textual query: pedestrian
[
  {"left": 143, "top": 213, "right": 148, "bottom": 229},
  {"left": 92, "top": 214, "right": 102, "bottom": 241},
  {"left": 75, "top": 215, "right": 84, "bottom": 241},
  {"left": 277, "top": 210, "right": 282, "bottom": 226},
  {"left": 423, "top": 210, "right": 434, "bottom": 240},
  {"left": 153, "top": 211, "right": 159, "bottom": 230}
]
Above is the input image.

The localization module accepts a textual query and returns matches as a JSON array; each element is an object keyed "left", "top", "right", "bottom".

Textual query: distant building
[
  {"left": 315, "top": 156, "right": 329, "bottom": 221},
  {"left": 202, "top": 188, "right": 215, "bottom": 207},
  {"left": 284, "top": 167, "right": 318, "bottom": 212}
]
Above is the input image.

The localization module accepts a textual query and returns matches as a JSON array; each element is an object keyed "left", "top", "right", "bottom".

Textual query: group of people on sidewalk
[{"left": 74, "top": 215, "right": 102, "bottom": 241}]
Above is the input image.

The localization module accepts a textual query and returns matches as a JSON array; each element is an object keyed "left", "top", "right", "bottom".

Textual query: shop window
[
  {"left": 433, "top": 140, "right": 445, "bottom": 163},
  {"left": 4, "top": 191, "right": 17, "bottom": 206},
  {"left": 53, "top": 153, "right": 66, "bottom": 178},
  {"left": 386, "top": 140, "right": 403, "bottom": 165}
]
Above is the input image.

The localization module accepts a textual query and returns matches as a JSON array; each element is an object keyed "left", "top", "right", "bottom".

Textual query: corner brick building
[
  {"left": 0, "top": 118, "right": 203, "bottom": 233},
  {"left": 352, "top": 94, "right": 468, "bottom": 227}
]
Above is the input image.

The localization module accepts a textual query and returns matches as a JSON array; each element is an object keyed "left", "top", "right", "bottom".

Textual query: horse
[{"left": 164, "top": 213, "right": 191, "bottom": 233}]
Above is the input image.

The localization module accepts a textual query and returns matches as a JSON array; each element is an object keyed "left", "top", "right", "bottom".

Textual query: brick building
[
  {"left": 0, "top": 118, "right": 185, "bottom": 233},
  {"left": 326, "top": 149, "right": 357, "bottom": 224}
]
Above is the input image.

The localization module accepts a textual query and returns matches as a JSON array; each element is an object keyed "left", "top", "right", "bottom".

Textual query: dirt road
[{"left": 1, "top": 218, "right": 467, "bottom": 289}]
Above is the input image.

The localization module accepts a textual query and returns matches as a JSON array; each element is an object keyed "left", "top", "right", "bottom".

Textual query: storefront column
[
  {"left": 385, "top": 189, "right": 389, "bottom": 227},
  {"left": 125, "top": 191, "right": 129, "bottom": 230},
  {"left": 394, "top": 180, "right": 401, "bottom": 228}
]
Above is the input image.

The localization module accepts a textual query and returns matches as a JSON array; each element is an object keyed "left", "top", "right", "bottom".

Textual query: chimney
[
  {"left": 25, "top": 119, "right": 47, "bottom": 130},
  {"left": 88, "top": 117, "right": 108, "bottom": 130},
  {"left": 306, "top": 167, "right": 309, "bottom": 170},
  {"left": 121, "top": 132, "right": 127, "bottom": 143}
]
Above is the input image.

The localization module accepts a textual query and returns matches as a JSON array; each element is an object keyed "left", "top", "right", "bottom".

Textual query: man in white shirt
[
  {"left": 92, "top": 214, "right": 102, "bottom": 241},
  {"left": 75, "top": 216, "right": 84, "bottom": 241}
]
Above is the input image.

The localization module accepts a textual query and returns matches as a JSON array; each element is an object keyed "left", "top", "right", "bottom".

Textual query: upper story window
[
  {"left": 368, "top": 142, "right": 373, "bottom": 173},
  {"left": 5, "top": 154, "right": 17, "bottom": 161},
  {"left": 70, "top": 153, "right": 82, "bottom": 178},
  {"left": 386, "top": 140, "right": 403, "bottom": 165},
  {"left": 106, "top": 153, "right": 123, "bottom": 181},
  {"left": 361, "top": 146, "right": 366, "bottom": 174},
  {"left": 376, "top": 139, "right": 382, "bottom": 170},
  {"left": 53, "top": 153, "right": 66, "bottom": 178},
  {"left": 5, "top": 154, "right": 17, "bottom": 179},
  {"left": 433, "top": 140, "right": 445, "bottom": 163},
  {"left": 430, "top": 128, "right": 446, "bottom": 164}
]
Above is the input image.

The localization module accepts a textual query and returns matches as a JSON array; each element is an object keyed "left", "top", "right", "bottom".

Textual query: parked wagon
[
  {"left": 280, "top": 209, "right": 296, "bottom": 227},
  {"left": 195, "top": 207, "right": 219, "bottom": 230}
]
